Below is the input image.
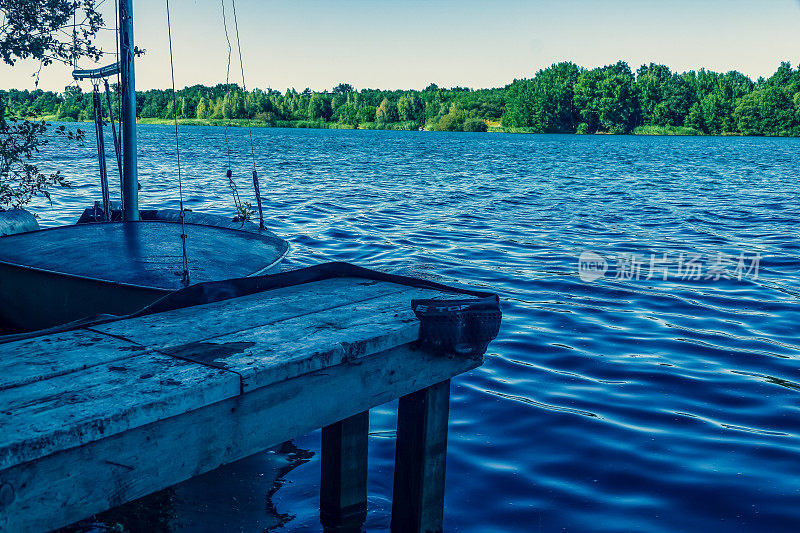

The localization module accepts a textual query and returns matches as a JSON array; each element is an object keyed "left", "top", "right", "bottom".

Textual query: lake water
[{"left": 31, "top": 125, "right": 800, "bottom": 532}]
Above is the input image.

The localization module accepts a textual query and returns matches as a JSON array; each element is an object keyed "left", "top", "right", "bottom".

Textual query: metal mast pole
[{"left": 118, "top": 0, "right": 139, "bottom": 220}]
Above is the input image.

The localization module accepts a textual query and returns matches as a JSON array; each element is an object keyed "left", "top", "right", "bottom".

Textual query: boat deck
[
  {"left": 0, "top": 220, "right": 288, "bottom": 290},
  {"left": 0, "top": 276, "right": 486, "bottom": 532}
]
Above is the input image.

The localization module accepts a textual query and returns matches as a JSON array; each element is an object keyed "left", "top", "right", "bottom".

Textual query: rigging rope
[
  {"left": 92, "top": 81, "right": 111, "bottom": 221},
  {"left": 219, "top": 0, "right": 246, "bottom": 222},
  {"left": 230, "top": 0, "right": 265, "bottom": 229},
  {"left": 70, "top": 2, "right": 121, "bottom": 217},
  {"left": 165, "top": 0, "right": 190, "bottom": 287},
  {"left": 113, "top": 0, "right": 123, "bottom": 202},
  {"left": 70, "top": 0, "right": 79, "bottom": 89},
  {"left": 104, "top": 78, "right": 123, "bottom": 189},
  {"left": 72, "top": 1, "right": 77, "bottom": 70}
]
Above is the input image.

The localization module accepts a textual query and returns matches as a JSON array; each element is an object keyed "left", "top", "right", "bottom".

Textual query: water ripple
[{"left": 30, "top": 127, "right": 800, "bottom": 532}]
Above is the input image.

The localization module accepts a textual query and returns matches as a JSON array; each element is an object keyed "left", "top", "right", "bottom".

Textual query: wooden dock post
[
  {"left": 391, "top": 379, "right": 451, "bottom": 533},
  {"left": 320, "top": 411, "right": 370, "bottom": 531}
]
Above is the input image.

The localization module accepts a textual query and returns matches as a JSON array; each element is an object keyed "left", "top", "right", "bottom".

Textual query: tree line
[
  {"left": 1, "top": 82, "right": 502, "bottom": 133},
  {"left": 503, "top": 61, "right": 800, "bottom": 136},
  {"left": 3, "top": 61, "right": 800, "bottom": 136}
]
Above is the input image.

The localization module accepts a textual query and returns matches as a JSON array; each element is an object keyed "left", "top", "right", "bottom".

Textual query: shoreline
[{"left": 26, "top": 116, "right": 796, "bottom": 138}]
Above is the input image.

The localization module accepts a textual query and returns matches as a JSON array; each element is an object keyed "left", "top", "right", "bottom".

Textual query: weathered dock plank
[
  {"left": 89, "top": 277, "right": 408, "bottom": 348},
  {"left": 0, "top": 346, "right": 478, "bottom": 532},
  {"left": 158, "top": 287, "right": 446, "bottom": 392},
  {"left": 0, "top": 352, "right": 238, "bottom": 470},
  {"left": 0, "top": 329, "right": 147, "bottom": 391}
]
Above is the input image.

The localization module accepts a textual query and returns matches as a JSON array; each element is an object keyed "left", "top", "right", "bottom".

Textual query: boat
[{"left": 0, "top": 0, "right": 288, "bottom": 332}]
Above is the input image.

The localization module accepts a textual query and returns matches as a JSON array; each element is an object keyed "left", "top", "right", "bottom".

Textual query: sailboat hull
[
  {"left": 0, "top": 219, "right": 288, "bottom": 332},
  {"left": 0, "top": 261, "right": 169, "bottom": 332}
]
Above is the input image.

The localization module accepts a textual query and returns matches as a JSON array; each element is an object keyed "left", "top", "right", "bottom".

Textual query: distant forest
[{"left": 3, "top": 61, "right": 800, "bottom": 136}]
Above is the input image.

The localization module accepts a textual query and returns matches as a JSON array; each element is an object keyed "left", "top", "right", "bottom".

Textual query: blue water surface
[{"left": 32, "top": 125, "right": 800, "bottom": 532}]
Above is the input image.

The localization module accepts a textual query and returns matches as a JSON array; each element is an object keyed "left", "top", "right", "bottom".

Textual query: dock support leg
[
  {"left": 391, "top": 379, "right": 451, "bottom": 533},
  {"left": 320, "top": 411, "right": 369, "bottom": 532}
]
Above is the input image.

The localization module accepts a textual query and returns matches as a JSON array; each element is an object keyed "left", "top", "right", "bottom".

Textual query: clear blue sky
[{"left": 3, "top": 0, "right": 800, "bottom": 91}]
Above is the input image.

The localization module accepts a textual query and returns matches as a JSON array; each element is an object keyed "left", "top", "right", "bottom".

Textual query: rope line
[
  {"left": 165, "top": 0, "right": 190, "bottom": 287},
  {"left": 70, "top": 0, "right": 79, "bottom": 89},
  {"left": 111, "top": 0, "right": 123, "bottom": 200},
  {"left": 92, "top": 81, "right": 111, "bottom": 221},
  {"left": 219, "top": 0, "right": 246, "bottom": 221},
  {"left": 104, "top": 78, "right": 123, "bottom": 190},
  {"left": 231, "top": 0, "right": 265, "bottom": 229},
  {"left": 231, "top": 0, "right": 256, "bottom": 171},
  {"left": 220, "top": 0, "right": 233, "bottom": 171},
  {"left": 113, "top": 0, "right": 122, "bottom": 139},
  {"left": 72, "top": 1, "right": 77, "bottom": 69}
]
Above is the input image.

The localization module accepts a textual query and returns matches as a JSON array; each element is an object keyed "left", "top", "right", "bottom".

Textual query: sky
[{"left": 2, "top": 0, "right": 800, "bottom": 92}]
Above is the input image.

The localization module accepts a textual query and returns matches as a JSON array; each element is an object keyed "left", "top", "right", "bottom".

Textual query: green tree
[
  {"left": 463, "top": 118, "right": 487, "bottom": 132},
  {"left": 223, "top": 92, "right": 233, "bottom": 118},
  {"left": 502, "top": 62, "right": 580, "bottom": 132},
  {"left": 435, "top": 103, "right": 470, "bottom": 131},
  {"left": 196, "top": 97, "right": 211, "bottom": 119},
  {"left": 232, "top": 91, "right": 245, "bottom": 118},
  {"left": 696, "top": 70, "right": 754, "bottom": 134},
  {"left": 56, "top": 86, "right": 84, "bottom": 120},
  {"left": 212, "top": 97, "right": 225, "bottom": 118},
  {"left": 333, "top": 93, "right": 360, "bottom": 126},
  {"left": 180, "top": 97, "right": 194, "bottom": 119},
  {"left": 332, "top": 83, "right": 354, "bottom": 95},
  {"left": 574, "top": 61, "right": 638, "bottom": 134},
  {"left": 0, "top": 120, "right": 77, "bottom": 208},
  {"left": 356, "top": 103, "right": 376, "bottom": 123},
  {"left": 685, "top": 102, "right": 705, "bottom": 132},
  {"left": 700, "top": 93, "right": 726, "bottom": 134},
  {"left": 10, "top": 56, "right": 800, "bottom": 140},
  {"left": 0, "top": 0, "right": 104, "bottom": 208},
  {"left": 733, "top": 87, "right": 797, "bottom": 136},
  {"left": 223, "top": 91, "right": 246, "bottom": 119},
  {"left": 0, "top": 0, "right": 103, "bottom": 66},
  {"left": 398, "top": 93, "right": 423, "bottom": 122},
  {"left": 766, "top": 61, "right": 796, "bottom": 92},
  {"left": 375, "top": 98, "right": 398, "bottom": 123},
  {"left": 140, "top": 97, "right": 161, "bottom": 118},
  {"left": 308, "top": 93, "right": 332, "bottom": 120},
  {"left": 435, "top": 111, "right": 465, "bottom": 131},
  {"left": 636, "top": 63, "right": 695, "bottom": 127}
]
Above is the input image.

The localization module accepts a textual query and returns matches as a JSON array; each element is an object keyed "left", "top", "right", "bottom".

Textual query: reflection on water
[
  {"left": 38, "top": 126, "right": 800, "bottom": 532},
  {"left": 63, "top": 442, "right": 314, "bottom": 532}
]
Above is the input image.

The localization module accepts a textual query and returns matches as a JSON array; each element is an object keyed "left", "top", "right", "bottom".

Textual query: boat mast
[{"left": 118, "top": 0, "right": 139, "bottom": 221}]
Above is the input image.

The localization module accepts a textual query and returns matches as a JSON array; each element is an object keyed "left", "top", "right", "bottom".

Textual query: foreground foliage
[
  {"left": 0, "top": 0, "right": 101, "bottom": 209},
  {"left": 0, "top": 117, "right": 78, "bottom": 208}
]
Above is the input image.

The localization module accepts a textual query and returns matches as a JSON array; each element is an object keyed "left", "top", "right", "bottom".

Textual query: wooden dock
[{"left": 0, "top": 275, "right": 491, "bottom": 532}]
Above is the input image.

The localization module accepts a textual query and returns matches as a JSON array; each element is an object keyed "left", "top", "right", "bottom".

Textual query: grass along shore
[{"left": 37, "top": 115, "right": 734, "bottom": 136}]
